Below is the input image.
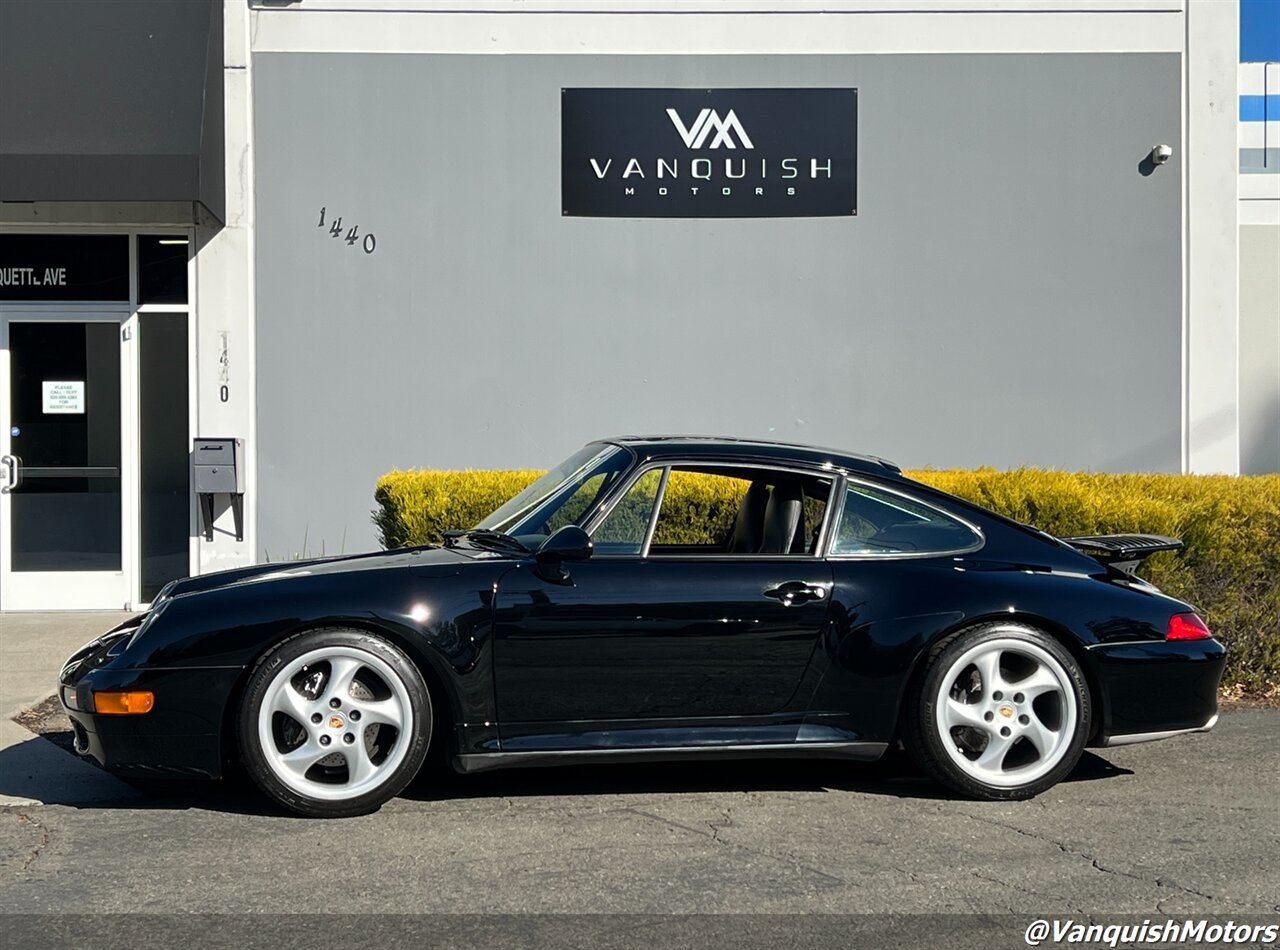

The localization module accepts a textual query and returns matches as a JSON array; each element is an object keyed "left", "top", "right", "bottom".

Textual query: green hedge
[{"left": 374, "top": 467, "right": 1280, "bottom": 693}]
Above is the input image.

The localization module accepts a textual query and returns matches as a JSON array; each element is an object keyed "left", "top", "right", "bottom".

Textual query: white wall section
[
  {"left": 249, "top": 0, "right": 1185, "bottom": 55},
  {"left": 194, "top": 0, "right": 256, "bottom": 571},
  {"left": 1184, "top": 0, "right": 1239, "bottom": 473}
]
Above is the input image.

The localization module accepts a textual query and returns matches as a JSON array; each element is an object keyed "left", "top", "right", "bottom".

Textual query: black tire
[
  {"left": 238, "top": 627, "right": 432, "bottom": 818},
  {"left": 904, "top": 622, "right": 1091, "bottom": 800}
]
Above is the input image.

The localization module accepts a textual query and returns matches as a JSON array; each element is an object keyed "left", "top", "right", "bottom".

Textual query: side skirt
[
  {"left": 1098, "top": 713, "right": 1219, "bottom": 748},
  {"left": 454, "top": 740, "right": 888, "bottom": 774}
]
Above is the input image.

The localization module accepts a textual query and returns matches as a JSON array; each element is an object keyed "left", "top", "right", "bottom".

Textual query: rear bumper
[
  {"left": 59, "top": 636, "right": 238, "bottom": 779},
  {"left": 1087, "top": 638, "right": 1227, "bottom": 747}
]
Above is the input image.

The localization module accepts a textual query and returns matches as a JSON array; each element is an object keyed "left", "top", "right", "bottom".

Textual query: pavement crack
[
  {"left": 959, "top": 811, "right": 1222, "bottom": 904},
  {"left": 707, "top": 807, "right": 733, "bottom": 843},
  {"left": 969, "top": 868, "right": 1088, "bottom": 915},
  {"left": 1154, "top": 877, "right": 1217, "bottom": 902},
  {"left": 620, "top": 805, "right": 847, "bottom": 887},
  {"left": 14, "top": 811, "right": 50, "bottom": 872}
]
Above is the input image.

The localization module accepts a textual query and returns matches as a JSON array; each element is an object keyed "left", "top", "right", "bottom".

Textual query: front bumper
[
  {"left": 59, "top": 634, "right": 240, "bottom": 779},
  {"left": 1087, "top": 637, "right": 1227, "bottom": 747}
]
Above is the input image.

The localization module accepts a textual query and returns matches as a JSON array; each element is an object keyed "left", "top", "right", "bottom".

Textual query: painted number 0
[
  {"left": 363, "top": 234, "right": 376, "bottom": 254},
  {"left": 220, "top": 385, "right": 229, "bottom": 403}
]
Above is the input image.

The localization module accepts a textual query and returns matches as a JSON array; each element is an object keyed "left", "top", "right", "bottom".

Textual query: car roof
[{"left": 599, "top": 435, "right": 902, "bottom": 477}]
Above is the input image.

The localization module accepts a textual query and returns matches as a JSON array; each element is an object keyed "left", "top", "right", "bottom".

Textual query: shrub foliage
[{"left": 374, "top": 467, "right": 1280, "bottom": 692}]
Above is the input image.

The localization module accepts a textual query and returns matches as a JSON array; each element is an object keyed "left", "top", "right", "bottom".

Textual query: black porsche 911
[{"left": 59, "top": 437, "right": 1225, "bottom": 817}]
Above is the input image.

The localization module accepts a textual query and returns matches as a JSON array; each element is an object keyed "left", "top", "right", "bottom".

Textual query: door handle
[
  {"left": 763, "top": 581, "right": 827, "bottom": 605},
  {"left": 0, "top": 454, "right": 19, "bottom": 493}
]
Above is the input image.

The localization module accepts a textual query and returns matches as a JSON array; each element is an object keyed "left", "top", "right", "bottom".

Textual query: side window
[
  {"left": 831, "top": 482, "right": 980, "bottom": 556},
  {"left": 544, "top": 473, "right": 607, "bottom": 533},
  {"left": 652, "top": 469, "right": 751, "bottom": 546},
  {"left": 592, "top": 468, "right": 664, "bottom": 554},
  {"left": 649, "top": 466, "right": 832, "bottom": 556}
]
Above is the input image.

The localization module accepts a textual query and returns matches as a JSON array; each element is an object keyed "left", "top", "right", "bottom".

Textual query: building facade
[
  {"left": 0, "top": 0, "right": 1267, "bottom": 611},
  {"left": 1239, "top": 0, "right": 1280, "bottom": 474}
]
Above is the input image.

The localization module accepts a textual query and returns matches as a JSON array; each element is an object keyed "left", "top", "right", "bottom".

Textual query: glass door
[{"left": 0, "top": 312, "right": 135, "bottom": 610}]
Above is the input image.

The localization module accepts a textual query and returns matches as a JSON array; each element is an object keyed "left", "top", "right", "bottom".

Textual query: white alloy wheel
[
  {"left": 240, "top": 629, "right": 432, "bottom": 817},
  {"left": 906, "top": 623, "right": 1091, "bottom": 800},
  {"left": 934, "top": 638, "right": 1078, "bottom": 787},
  {"left": 258, "top": 645, "right": 414, "bottom": 800}
]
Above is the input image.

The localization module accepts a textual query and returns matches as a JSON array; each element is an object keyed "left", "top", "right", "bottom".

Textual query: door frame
[
  {"left": 0, "top": 226, "right": 197, "bottom": 611},
  {"left": 0, "top": 308, "right": 137, "bottom": 610}
]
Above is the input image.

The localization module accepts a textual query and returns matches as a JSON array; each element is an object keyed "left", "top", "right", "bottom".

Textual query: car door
[{"left": 491, "top": 461, "right": 837, "bottom": 749}]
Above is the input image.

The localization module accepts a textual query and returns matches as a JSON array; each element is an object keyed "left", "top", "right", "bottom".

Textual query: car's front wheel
[
  {"left": 905, "top": 623, "right": 1090, "bottom": 800},
  {"left": 238, "top": 628, "right": 431, "bottom": 818}
]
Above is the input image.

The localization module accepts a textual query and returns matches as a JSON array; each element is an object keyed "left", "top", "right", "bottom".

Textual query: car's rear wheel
[
  {"left": 905, "top": 623, "right": 1090, "bottom": 800},
  {"left": 238, "top": 628, "right": 431, "bottom": 818}
]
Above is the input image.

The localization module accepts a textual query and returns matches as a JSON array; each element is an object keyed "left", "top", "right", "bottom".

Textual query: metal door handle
[
  {"left": 763, "top": 581, "right": 827, "bottom": 605},
  {"left": 0, "top": 454, "right": 19, "bottom": 493}
]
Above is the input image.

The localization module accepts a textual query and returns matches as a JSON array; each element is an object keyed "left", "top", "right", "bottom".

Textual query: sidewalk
[
  {"left": 0, "top": 611, "right": 131, "bottom": 720},
  {"left": 0, "top": 611, "right": 140, "bottom": 806}
]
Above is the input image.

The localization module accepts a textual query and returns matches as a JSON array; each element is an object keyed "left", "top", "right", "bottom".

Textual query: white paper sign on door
[{"left": 42, "top": 381, "right": 85, "bottom": 414}]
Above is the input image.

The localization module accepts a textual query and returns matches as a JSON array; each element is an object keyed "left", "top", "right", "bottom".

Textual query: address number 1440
[{"left": 317, "top": 207, "right": 376, "bottom": 254}]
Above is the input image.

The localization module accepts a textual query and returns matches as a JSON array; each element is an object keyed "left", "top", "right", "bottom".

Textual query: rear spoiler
[{"left": 1061, "top": 534, "right": 1185, "bottom": 574}]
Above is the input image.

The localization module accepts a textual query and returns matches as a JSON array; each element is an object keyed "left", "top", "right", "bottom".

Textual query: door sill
[{"left": 454, "top": 740, "right": 888, "bottom": 774}]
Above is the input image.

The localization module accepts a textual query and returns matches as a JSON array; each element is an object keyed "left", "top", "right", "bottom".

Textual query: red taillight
[{"left": 1166, "top": 612, "right": 1212, "bottom": 641}]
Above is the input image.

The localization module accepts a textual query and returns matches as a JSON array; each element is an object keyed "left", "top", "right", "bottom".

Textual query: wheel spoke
[
  {"left": 358, "top": 698, "right": 404, "bottom": 730},
  {"left": 1022, "top": 714, "right": 1061, "bottom": 759},
  {"left": 269, "top": 683, "right": 313, "bottom": 726},
  {"left": 277, "top": 740, "right": 331, "bottom": 779},
  {"left": 325, "top": 655, "right": 364, "bottom": 702},
  {"left": 345, "top": 742, "right": 379, "bottom": 787},
  {"left": 943, "top": 697, "right": 988, "bottom": 732},
  {"left": 974, "top": 731, "right": 1015, "bottom": 773},
  {"left": 972, "top": 649, "right": 1006, "bottom": 698},
  {"left": 1012, "top": 665, "right": 1062, "bottom": 700}
]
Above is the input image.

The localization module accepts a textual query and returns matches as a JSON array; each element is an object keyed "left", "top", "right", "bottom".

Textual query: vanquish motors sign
[{"left": 561, "top": 88, "right": 857, "bottom": 218}]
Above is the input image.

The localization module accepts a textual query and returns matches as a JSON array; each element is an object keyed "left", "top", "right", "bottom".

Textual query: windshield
[{"left": 476, "top": 443, "right": 633, "bottom": 540}]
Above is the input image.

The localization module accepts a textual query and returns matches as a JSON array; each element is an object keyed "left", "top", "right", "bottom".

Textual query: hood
[{"left": 157, "top": 545, "right": 488, "bottom": 601}]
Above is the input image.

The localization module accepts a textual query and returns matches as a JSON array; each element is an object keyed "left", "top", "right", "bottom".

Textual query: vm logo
[{"left": 666, "top": 108, "right": 755, "bottom": 149}]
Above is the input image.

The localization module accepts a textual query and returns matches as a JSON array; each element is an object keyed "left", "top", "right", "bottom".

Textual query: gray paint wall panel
[
  {"left": 1240, "top": 224, "right": 1280, "bottom": 474},
  {"left": 253, "top": 52, "right": 1182, "bottom": 558}
]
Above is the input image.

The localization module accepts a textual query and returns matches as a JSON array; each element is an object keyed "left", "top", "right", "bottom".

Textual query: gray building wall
[
  {"left": 1240, "top": 224, "right": 1280, "bottom": 474},
  {"left": 253, "top": 52, "right": 1182, "bottom": 559}
]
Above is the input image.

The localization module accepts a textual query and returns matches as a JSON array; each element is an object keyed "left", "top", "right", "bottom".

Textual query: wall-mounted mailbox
[{"left": 193, "top": 437, "right": 245, "bottom": 541}]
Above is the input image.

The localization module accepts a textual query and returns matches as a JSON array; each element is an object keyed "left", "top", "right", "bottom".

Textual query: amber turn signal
[{"left": 93, "top": 690, "right": 155, "bottom": 715}]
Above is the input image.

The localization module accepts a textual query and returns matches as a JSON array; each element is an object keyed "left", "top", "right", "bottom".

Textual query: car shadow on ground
[
  {"left": 0, "top": 716, "right": 1133, "bottom": 817},
  {"left": 401, "top": 747, "right": 1132, "bottom": 804}
]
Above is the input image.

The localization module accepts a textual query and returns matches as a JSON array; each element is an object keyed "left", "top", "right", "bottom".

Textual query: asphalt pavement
[{"left": 1, "top": 613, "right": 1276, "bottom": 947}]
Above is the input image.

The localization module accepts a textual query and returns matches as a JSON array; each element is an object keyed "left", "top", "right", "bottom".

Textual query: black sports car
[{"left": 59, "top": 437, "right": 1225, "bottom": 817}]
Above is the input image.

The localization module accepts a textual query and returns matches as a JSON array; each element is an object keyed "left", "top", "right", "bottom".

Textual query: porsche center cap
[
  {"left": 998, "top": 705, "right": 1015, "bottom": 719},
  {"left": 329, "top": 715, "right": 345, "bottom": 729}
]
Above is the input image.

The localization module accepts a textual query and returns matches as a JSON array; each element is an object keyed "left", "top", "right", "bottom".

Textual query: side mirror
[{"left": 535, "top": 524, "right": 592, "bottom": 581}]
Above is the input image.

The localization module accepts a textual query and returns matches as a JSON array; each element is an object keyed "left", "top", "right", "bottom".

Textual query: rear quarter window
[{"left": 831, "top": 481, "right": 981, "bottom": 556}]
